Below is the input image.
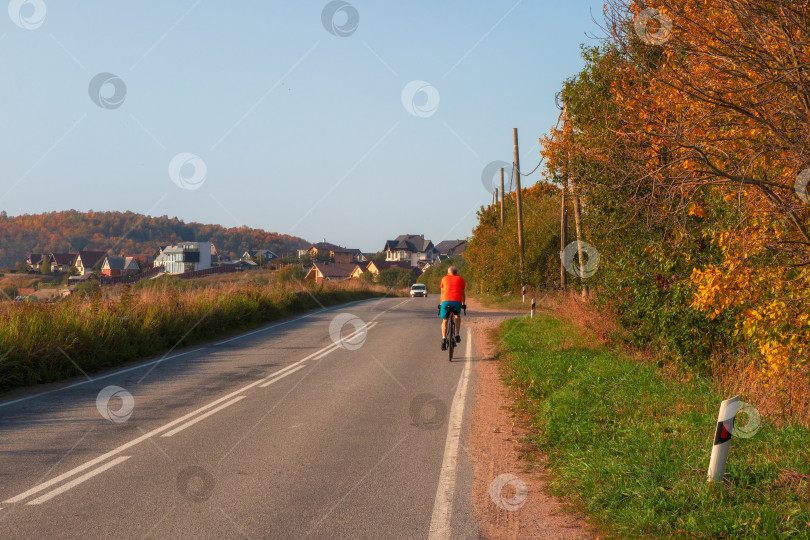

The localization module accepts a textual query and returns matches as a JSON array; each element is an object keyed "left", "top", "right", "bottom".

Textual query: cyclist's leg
[{"left": 441, "top": 318, "right": 447, "bottom": 339}]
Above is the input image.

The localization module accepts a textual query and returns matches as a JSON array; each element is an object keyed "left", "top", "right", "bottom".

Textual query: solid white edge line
[
  {"left": 258, "top": 365, "right": 306, "bottom": 388},
  {"left": 427, "top": 327, "right": 473, "bottom": 540},
  {"left": 0, "top": 349, "right": 205, "bottom": 409},
  {"left": 26, "top": 456, "right": 132, "bottom": 505},
  {"left": 161, "top": 396, "right": 247, "bottom": 438}
]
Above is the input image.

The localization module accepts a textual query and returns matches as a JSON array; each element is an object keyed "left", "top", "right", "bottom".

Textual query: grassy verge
[
  {"left": 0, "top": 279, "right": 392, "bottom": 393},
  {"left": 498, "top": 313, "right": 810, "bottom": 539}
]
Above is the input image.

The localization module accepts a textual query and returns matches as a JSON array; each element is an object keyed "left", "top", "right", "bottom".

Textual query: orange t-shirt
[{"left": 440, "top": 275, "right": 466, "bottom": 302}]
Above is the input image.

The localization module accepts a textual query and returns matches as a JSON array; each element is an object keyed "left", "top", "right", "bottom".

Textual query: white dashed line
[
  {"left": 161, "top": 396, "right": 247, "bottom": 438},
  {"left": 258, "top": 365, "right": 306, "bottom": 388},
  {"left": 26, "top": 456, "right": 132, "bottom": 505}
]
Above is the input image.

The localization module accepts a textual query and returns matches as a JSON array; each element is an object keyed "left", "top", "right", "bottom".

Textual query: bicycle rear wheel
[{"left": 448, "top": 317, "right": 455, "bottom": 361}]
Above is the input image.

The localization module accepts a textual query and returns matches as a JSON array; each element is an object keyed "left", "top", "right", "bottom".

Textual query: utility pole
[
  {"left": 572, "top": 181, "right": 588, "bottom": 298},
  {"left": 499, "top": 167, "right": 505, "bottom": 226},
  {"left": 513, "top": 128, "right": 525, "bottom": 289},
  {"left": 560, "top": 105, "right": 569, "bottom": 292}
]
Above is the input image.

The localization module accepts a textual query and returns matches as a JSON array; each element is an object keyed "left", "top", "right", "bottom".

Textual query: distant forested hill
[{"left": 0, "top": 210, "right": 311, "bottom": 267}]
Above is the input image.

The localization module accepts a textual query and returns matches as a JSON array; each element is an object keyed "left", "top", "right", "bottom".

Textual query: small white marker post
[
  {"left": 707, "top": 395, "right": 739, "bottom": 483},
  {"left": 522, "top": 285, "right": 526, "bottom": 303},
  {"left": 530, "top": 298, "right": 535, "bottom": 318}
]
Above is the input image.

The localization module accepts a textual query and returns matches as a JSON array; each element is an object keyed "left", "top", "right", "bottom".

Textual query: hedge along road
[{"left": 0, "top": 297, "right": 480, "bottom": 539}]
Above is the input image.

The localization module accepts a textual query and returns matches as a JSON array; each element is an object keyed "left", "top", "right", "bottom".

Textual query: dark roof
[
  {"left": 104, "top": 256, "right": 127, "bottom": 271},
  {"left": 49, "top": 253, "right": 77, "bottom": 265},
  {"left": 75, "top": 250, "right": 107, "bottom": 268},
  {"left": 245, "top": 249, "right": 277, "bottom": 258},
  {"left": 27, "top": 253, "right": 44, "bottom": 264},
  {"left": 434, "top": 240, "right": 467, "bottom": 255},
  {"left": 312, "top": 262, "right": 357, "bottom": 279},
  {"left": 384, "top": 234, "right": 434, "bottom": 253},
  {"left": 369, "top": 261, "right": 412, "bottom": 271},
  {"left": 311, "top": 242, "right": 360, "bottom": 255}
]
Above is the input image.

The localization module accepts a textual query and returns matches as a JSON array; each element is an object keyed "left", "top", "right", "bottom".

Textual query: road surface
[{"left": 0, "top": 297, "right": 481, "bottom": 539}]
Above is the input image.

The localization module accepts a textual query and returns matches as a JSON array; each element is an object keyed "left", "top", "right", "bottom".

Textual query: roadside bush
[
  {"left": 277, "top": 265, "right": 306, "bottom": 284},
  {"left": 377, "top": 268, "right": 414, "bottom": 289},
  {"left": 74, "top": 280, "right": 101, "bottom": 298}
]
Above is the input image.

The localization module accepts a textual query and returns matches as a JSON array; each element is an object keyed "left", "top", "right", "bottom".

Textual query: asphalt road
[{"left": 0, "top": 297, "right": 481, "bottom": 539}]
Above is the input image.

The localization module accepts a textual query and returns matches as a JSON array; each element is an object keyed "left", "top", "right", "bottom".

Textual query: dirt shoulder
[{"left": 465, "top": 297, "right": 596, "bottom": 539}]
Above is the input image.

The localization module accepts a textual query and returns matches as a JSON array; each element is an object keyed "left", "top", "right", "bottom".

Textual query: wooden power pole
[
  {"left": 499, "top": 167, "right": 505, "bottom": 226},
  {"left": 560, "top": 106, "right": 569, "bottom": 292},
  {"left": 513, "top": 128, "right": 525, "bottom": 288}
]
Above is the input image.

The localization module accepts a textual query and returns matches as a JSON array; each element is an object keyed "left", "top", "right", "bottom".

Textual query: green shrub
[
  {"left": 277, "top": 265, "right": 306, "bottom": 284},
  {"left": 377, "top": 268, "right": 414, "bottom": 288}
]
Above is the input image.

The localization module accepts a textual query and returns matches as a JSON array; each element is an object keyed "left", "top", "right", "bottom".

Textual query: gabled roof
[
  {"left": 103, "top": 256, "right": 139, "bottom": 271},
  {"left": 49, "top": 253, "right": 77, "bottom": 265},
  {"left": 311, "top": 242, "right": 360, "bottom": 255},
  {"left": 27, "top": 253, "right": 44, "bottom": 264},
  {"left": 103, "top": 256, "right": 126, "bottom": 271},
  {"left": 434, "top": 240, "right": 467, "bottom": 256},
  {"left": 244, "top": 249, "right": 277, "bottom": 258},
  {"left": 367, "top": 260, "right": 413, "bottom": 272},
  {"left": 75, "top": 250, "right": 107, "bottom": 268},
  {"left": 384, "top": 234, "right": 434, "bottom": 253},
  {"left": 312, "top": 262, "right": 357, "bottom": 279}
]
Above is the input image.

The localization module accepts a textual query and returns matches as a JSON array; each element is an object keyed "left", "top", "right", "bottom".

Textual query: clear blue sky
[{"left": 0, "top": 1, "right": 604, "bottom": 252}]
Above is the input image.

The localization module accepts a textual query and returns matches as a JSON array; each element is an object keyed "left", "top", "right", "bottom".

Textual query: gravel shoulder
[{"left": 465, "top": 297, "right": 596, "bottom": 539}]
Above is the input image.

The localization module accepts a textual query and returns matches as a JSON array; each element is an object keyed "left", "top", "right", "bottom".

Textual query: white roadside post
[
  {"left": 522, "top": 285, "right": 526, "bottom": 303},
  {"left": 707, "top": 395, "right": 740, "bottom": 483},
  {"left": 531, "top": 298, "right": 536, "bottom": 319}
]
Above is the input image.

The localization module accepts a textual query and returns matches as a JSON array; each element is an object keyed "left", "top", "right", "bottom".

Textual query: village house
[
  {"left": 154, "top": 242, "right": 212, "bottom": 274},
  {"left": 383, "top": 235, "right": 437, "bottom": 267},
  {"left": 433, "top": 239, "right": 467, "bottom": 258},
  {"left": 304, "top": 262, "right": 357, "bottom": 283},
  {"left": 364, "top": 260, "right": 416, "bottom": 277},
  {"left": 25, "top": 253, "right": 44, "bottom": 272},
  {"left": 73, "top": 251, "right": 107, "bottom": 276},
  {"left": 211, "top": 245, "right": 231, "bottom": 266},
  {"left": 309, "top": 241, "right": 364, "bottom": 264},
  {"left": 48, "top": 253, "right": 77, "bottom": 273},
  {"left": 241, "top": 249, "right": 277, "bottom": 263},
  {"left": 101, "top": 256, "right": 140, "bottom": 277}
]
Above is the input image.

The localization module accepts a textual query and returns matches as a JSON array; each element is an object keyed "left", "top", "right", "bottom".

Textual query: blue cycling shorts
[{"left": 439, "top": 301, "right": 462, "bottom": 319}]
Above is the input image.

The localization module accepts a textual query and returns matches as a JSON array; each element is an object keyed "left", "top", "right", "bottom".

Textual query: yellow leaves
[
  {"left": 689, "top": 226, "right": 810, "bottom": 383},
  {"left": 688, "top": 203, "right": 706, "bottom": 218}
]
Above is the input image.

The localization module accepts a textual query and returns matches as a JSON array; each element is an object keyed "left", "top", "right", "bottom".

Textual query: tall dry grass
[{"left": 0, "top": 276, "right": 393, "bottom": 392}]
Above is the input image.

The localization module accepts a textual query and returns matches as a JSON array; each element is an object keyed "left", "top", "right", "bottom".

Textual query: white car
[{"left": 409, "top": 284, "right": 428, "bottom": 298}]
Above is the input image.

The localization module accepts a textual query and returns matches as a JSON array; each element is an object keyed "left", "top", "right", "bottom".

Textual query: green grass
[
  {"left": 499, "top": 313, "right": 810, "bottom": 539},
  {"left": 475, "top": 292, "right": 537, "bottom": 312}
]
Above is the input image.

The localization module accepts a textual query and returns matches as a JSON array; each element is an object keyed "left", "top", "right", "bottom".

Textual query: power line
[{"left": 517, "top": 159, "right": 544, "bottom": 177}]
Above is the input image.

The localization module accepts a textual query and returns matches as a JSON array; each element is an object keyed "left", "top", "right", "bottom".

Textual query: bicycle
[{"left": 438, "top": 303, "right": 466, "bottom": 361}]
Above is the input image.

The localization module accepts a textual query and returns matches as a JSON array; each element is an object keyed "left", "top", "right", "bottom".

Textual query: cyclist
[{"left": 439, "top": 266, "right": 466, "bottom": 350}]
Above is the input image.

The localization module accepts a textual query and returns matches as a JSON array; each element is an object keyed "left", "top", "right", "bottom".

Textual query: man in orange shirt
[{"left": 439, "top": 266, "right": 466, "bottom": 350}]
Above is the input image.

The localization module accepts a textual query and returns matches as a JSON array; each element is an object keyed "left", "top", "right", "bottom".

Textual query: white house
[
  {"left": 155, "top": 242, "right": 212, "bottom": 274},
  {"left": 383, "top": 234, "right": 437, "bottom": 267}
]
